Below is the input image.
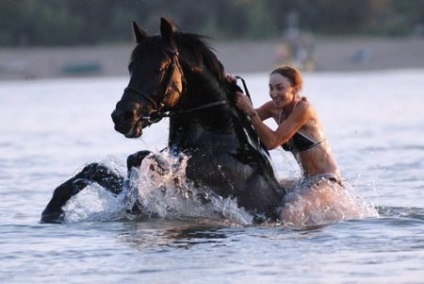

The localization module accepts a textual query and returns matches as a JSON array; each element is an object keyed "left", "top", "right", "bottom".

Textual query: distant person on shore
[{"left": 229, "top": 66, "right": 358, "bottom": 226}]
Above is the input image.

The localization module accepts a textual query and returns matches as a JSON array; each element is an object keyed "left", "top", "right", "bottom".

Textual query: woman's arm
[
  {"left": 236, "top": 93, "right": 310, "bottom": 149},
  {"left": 255, "top": 101, "right": 275, "bottom": 121}
]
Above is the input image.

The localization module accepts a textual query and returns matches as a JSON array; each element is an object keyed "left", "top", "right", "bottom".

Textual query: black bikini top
[
  {"left": 282, "top": 131, "right": 323, "bottom": 152},
  {"left": 279, "top": 100, "right": 325, "bottom": 152}
]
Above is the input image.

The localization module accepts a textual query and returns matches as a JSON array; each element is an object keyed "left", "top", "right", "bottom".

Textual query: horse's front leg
[
  {"left": 41, "top": 163, "right": 124, "bottom": 223},
  {"left": 126, "top": 150, "right": 153, "bottom": 176},
  {"left": 126, "top": 150, "right": 169, "bottom": 215}
]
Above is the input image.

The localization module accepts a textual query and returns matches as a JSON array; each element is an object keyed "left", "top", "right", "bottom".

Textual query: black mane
[{"left": 174, "top": 32, "right": 226, "bottom": 82}]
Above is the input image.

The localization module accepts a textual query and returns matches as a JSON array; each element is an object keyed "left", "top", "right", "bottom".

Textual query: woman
[{"left": 233, "top": 66, "right": 351, "bottom": 226}]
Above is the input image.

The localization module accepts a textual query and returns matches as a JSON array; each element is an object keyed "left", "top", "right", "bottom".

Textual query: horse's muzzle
[{"left": 111, "top": 108, "right": 143, "bottom": 138}]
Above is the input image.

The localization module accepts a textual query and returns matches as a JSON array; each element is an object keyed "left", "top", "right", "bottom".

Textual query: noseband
[{"left": 125, "top": 47, "right": 227, "bottom": 124}]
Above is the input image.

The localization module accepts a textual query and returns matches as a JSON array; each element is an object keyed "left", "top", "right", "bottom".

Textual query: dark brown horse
[{"left": 41, "top": 18, "right": 284, "bottom": 223}]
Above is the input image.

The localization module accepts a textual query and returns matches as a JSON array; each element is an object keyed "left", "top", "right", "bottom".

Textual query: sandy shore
[{"left": 0, "top": 37, "right": 423, "bottom": 80}]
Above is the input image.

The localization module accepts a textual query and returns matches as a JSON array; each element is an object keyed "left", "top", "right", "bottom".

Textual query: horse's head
[{"left": 112, "top": 18, "right": 186, "bottom": 138}]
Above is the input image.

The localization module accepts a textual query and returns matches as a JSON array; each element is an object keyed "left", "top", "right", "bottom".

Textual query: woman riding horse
[{"left": 41, "top": 18, "right": 284, "bottom": 223}]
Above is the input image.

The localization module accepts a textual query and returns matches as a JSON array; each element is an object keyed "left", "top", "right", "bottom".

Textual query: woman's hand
[
  {"left": 235, "top": 92, "right": 256, "bottom": 117},
  {"left": 226, "top": 73, "right": 237, "bottom": 83},
  {"left": 227, "top": 73, "right": 257, "bottom": 118}
]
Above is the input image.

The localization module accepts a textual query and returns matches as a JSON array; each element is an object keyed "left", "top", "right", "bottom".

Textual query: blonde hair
[{"left": 270, "top": 66, "right": 303, "bottom": 94}]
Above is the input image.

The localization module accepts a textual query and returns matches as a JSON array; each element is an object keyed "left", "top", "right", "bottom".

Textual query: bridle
[
  {"left": 124, "top": 47, "right": 227, "bottom": 124},
  {"left": 124, "top": 47, "right": 184, "bottom": 123}
]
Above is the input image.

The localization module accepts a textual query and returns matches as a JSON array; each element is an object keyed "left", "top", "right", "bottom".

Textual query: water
[{"left": 1, "top": 70, "right": 424, "bottom": 283}]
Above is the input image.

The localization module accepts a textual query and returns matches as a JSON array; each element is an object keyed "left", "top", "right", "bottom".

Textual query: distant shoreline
[{"left": 1, "top": 36, "right": 423, "bottom": 80}]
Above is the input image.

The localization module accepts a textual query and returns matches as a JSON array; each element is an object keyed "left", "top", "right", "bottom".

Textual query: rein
[
  {"left": 235, "top": 76, "right": 253, "bottom": 103},
  {"left": 167, "top": 100, "right": 227, "bottom": 117},
  {"left": 155, "top": 76, "right": 251, "bottom": 119}
]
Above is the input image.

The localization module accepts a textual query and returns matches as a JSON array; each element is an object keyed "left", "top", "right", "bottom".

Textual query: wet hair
[{"left": 270, "top": 66, "right": 303, "bottom": 94}]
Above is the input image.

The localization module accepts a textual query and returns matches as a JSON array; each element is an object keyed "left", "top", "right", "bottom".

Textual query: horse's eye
[
  {"left": 156, "top": 66, "right": 165, "bottom": 73},
  {"left": 157, "top": 62, "right": 172, "bottom": 73}
]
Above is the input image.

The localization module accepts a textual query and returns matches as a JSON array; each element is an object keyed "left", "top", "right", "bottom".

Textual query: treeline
[{"left": 1, "top": 0, "right": 423, "bottom": 46}]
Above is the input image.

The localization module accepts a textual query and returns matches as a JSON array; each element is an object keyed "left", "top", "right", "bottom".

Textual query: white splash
[
  {"left": 127, "top": 151, "right": 254, "bottom": 226},
  {"left": 280, "top": 178, "right": 379, "bottom": 227},
  {"left": 63, "top": 183, "right": 128, "bottom": 223}
]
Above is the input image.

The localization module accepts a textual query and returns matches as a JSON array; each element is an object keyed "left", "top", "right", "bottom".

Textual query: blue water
[{"left": 1, "top": 70, "right": 424, "bottom": 283}]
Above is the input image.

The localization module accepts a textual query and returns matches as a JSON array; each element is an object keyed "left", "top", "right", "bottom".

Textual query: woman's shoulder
[
  {"left": 296, "top": 97, "right": 322, "bottom": 127},
  {"left": 257, "top": 100, "right": 279, "bottom": 120},
  {"left": 258, "top": 100, "right": 278, "bottom": 112},
  {"left": 261, "top": 100, "right": 277, "bottom": 108},
  {"left": 295, "top": 97, "right": 312, "bottom": 111},
  {"left": 293, "top": 97, "right": 318, "bottom": 119}
]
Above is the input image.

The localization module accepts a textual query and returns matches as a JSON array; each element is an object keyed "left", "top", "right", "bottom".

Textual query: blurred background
[{"left": 1, "top": 0, "right": 423, "bottom": 79}]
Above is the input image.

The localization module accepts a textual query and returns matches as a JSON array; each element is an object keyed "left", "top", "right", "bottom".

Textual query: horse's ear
[
  {"left": 160, "top": 17, "right": 176, "bottom": 45},
  {"left": 132, "top": 21, "right": 147, "bottom": 43}
]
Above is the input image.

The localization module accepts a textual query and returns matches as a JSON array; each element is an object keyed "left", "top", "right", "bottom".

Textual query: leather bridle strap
[
  {"left": 124, "top": 86, "right": 159, "bottom": 110},
  {"left": 124, "top": 47, "right": 184, "bottom": 123}
]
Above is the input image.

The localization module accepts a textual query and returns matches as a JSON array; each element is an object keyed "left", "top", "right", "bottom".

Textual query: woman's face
[{"left": 268, "top": 73, "right": 295, "bottom": 107}]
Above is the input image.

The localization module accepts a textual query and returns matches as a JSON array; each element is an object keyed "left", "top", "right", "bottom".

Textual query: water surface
[{"left": 1, "top": 70, "right": 423, "bottom": 283}]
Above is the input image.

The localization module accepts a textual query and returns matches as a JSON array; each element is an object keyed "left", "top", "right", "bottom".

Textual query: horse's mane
[{"left": 174, "top": 32, "right": 226, "bottom": 82}]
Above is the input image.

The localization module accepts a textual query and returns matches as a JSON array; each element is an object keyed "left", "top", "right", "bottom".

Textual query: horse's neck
[
  {"left": 168, "top": 74, "right": 263, "bottom": 156},
  {"left": 168, "top": 72, "right": 235, "bottom": 148},
  {"left": 181, "top": 72, "right": 225, "bottom": 108}
]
